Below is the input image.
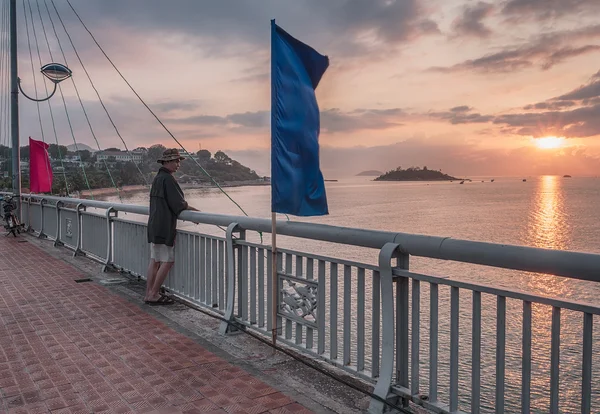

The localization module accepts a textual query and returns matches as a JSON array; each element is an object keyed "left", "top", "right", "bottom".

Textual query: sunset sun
[{"left": 534, "top": 136, "right": 565, "bottom": 149}]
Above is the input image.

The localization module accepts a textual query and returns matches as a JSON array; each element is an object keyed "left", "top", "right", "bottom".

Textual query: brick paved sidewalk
[{"left": 0, "top": 236, "right": 314, "bottom": 414}]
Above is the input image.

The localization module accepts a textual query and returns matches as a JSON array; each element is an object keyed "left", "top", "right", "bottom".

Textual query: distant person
[{"left": 145, "top": 148, "right": 198, "bottom": 305}]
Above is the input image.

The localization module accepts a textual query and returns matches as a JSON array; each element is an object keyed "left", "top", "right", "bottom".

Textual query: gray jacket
[{"left": 147, "top": 167, "right": 188, "bottom": 246}]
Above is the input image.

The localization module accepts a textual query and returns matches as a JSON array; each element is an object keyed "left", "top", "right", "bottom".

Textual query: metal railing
[{"left": 13, "top": 193, "right": 600, "bottom": 414}]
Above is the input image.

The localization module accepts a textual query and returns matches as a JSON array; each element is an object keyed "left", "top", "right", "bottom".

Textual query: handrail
[{"left": 16, "top": 193, "right": 600, "bottom": 282}]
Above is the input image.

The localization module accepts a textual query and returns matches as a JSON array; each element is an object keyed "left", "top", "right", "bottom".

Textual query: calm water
[{"left": 105, "top": 176, "right": 600, "bottom": 413}]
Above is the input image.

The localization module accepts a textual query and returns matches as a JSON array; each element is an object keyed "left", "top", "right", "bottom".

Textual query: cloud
[
  {"left": 165, "top": 108, "right": 406, "bottom": 134},
  {"left": 428, "top": 107, "right": 493, "bottom": 124},
  {"left": 450, "top": 105, "right": 472, "bottom": 113},
  {"left": 431, "top": 24, "right": 600, "bottom": 73},
  {"left": 65, "top": 0, "right": 440, "bottom": 62},
  {"left": 556, "top": 79, "right": 600, "bottom": 101},
  {"left": 501, "top": 0, "right": 600, "bottom": 21},
  {"left": 152, "top": 101, "right": 202, "bottom": 114},
  {"left": 452, "top": 2, "right": 494, "bottom": 38}
]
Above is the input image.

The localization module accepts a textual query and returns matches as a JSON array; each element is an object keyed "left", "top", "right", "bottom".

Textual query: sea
[{"left": 103, "top": 176, "right": 600, "bottom": 413}]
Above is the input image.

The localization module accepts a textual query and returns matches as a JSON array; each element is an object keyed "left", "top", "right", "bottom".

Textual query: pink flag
[{"left": 29, "top": 137, "right": 53, "bottom": 193}]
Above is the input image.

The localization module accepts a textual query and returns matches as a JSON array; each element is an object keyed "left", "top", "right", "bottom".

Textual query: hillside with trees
[
  {"left": 374, "top": 166, "right": 459, "bottom": 181},
  {"left": 0, "top": 144, "right": 261, "bottom": 194}
]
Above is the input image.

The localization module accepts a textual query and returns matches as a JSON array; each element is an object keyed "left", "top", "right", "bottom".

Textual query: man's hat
[{"left": 157, "top": 148, "right": 186, "bottom": 163}]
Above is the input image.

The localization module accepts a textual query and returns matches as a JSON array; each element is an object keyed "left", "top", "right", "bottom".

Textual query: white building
[{"left": 96, "top": 150, "right": 144, "bottom": 164}]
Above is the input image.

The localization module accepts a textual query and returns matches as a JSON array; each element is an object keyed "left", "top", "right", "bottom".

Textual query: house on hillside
[{"left": 96, "top": 149, "right": 144, "bottom": 165}]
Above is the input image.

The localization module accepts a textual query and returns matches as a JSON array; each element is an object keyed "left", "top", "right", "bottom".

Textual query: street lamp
[{"left": 17, "top": 63, "right": 72, "bottom": 102}]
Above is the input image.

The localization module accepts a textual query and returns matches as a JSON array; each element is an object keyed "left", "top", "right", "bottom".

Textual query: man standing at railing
[{"left": 145, "top": 148, "right": 199, "bottom": 305}]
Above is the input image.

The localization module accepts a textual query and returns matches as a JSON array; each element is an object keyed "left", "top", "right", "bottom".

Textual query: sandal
[{"left": 145, "top": 296, "right": 175, "bottom": 306}]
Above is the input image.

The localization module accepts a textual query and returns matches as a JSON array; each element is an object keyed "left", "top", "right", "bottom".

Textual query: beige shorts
[{"left": 150, "top": 243, "right": 175, "bottom": 263}]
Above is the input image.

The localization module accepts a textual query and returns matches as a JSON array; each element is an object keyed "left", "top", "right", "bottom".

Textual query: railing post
[
  {"left": 102, "top": 207, "right": 117, "bottom": 273},
  {"left": 220, "top": 222, "right": 244, "bottom": 335},
  {"left": 38, "top": 198, "right": 46, "bottom": 238},
  {"left": 73, "top": 203, "right": 85, "bottom": 257},
  {"left": 54, "top": 201, "right": 64, "bottom": 247},
  {"left": 369, "top": 242, "right": 401, "bottom": 414}
]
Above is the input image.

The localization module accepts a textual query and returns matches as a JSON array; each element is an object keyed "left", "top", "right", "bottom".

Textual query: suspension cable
[
  {"left": 23, "top": 0, "right": 53, "bottom": 192},
  {"left": 0, "top": 0, "right": 7, "bottom": 154},
  {"left": 29, "top": 0, "right": 94, "bottom": 199},
  {"left": 49, "top": 0, "right": 149, "bottom": 189},
  {"left": 39, "top": 0, "right": 121, "bottom": 202},
  {"left": 20, "top": 0, "right": 68, "bottom": 194},
  {"left": 62, "top": 0, "right": 255, "bottom": 220}
]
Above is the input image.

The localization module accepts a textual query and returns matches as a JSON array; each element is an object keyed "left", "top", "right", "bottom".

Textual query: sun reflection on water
[{"left": 523, "top": 176, "right": 573, "bottom": 298}]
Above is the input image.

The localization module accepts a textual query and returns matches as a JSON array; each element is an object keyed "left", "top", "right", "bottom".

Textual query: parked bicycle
[{"left": 0, "top": 195, "right": 24, "bottom": 237}]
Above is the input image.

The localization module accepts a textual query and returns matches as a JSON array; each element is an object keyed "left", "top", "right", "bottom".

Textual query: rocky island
[
  {"left": 356, "top": 170, "right": 383, "bottom": 176},
  {"left": 374, "top": 166, "right": 460, "bottom": 181}
]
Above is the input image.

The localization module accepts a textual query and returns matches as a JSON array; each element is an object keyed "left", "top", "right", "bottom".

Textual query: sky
[{"left": 9, "top": 0, "right": 600, "bottom": 177}]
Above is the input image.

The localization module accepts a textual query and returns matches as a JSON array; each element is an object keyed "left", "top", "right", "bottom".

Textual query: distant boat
[
  {"left": 324, "top": 179, "right": 338, "bottom": 182},
  {"left": 523, "top": 179, "right": 527, "bottom": 182},
  {"left": 491, "top": 179, "right": 495, "bottom": 182},
  {"left": 564, "top": 175, "right": 572, "bottom": 178},
  {"left": 460, "top": 180, "right": 465, "bottom": 184}
]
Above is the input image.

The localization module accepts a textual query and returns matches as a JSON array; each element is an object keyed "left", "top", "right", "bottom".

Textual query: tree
[
  {"left": 48, "top": 144, "right": 68, "bottom": 160},
  {"left": 147, "top": 144, "right": 166, "bottom": 162},
  {"left": 20, "top": 145, "right": 29, "bottom": 160},
  {"left": 196, "top": 149, "right": 211, "bottom": 163},
  {"left": 105, "top": 147, "right": 121, "bottom": 152},
  {"left": 79, "top": 150, "right": 91, "bottom": 163},
  {"left": 214, "top": 150, "right": 231, "bottom": 164}
]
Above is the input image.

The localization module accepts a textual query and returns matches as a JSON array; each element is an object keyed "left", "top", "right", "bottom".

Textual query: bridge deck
[{"left": 0, "top": 235, "right": 313, "bottom": 414}]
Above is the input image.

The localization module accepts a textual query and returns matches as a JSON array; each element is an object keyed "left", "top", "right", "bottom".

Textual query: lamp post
[
  {"left": 10, "top": 0, "right": 71, "bottom": 215},
  {"left": 18, "top": 63, "right": 73, "bottom": 102}
]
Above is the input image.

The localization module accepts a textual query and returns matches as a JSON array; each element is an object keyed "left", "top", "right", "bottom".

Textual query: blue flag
[{"left": 271, "top": 20, "right": 329, "bottom": 216}]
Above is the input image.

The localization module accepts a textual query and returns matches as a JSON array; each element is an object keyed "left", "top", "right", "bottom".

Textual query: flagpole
[
  {"left": 270, "top": 19, "right": 278, "bottom": 347},
  {"left": 271, "top": 212, "right": 277, "bottom": 346}
]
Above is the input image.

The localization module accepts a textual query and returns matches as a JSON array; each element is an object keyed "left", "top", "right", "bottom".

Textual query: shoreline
[{"left": 80, "top": 180, "right": 270, "bottom": 197}]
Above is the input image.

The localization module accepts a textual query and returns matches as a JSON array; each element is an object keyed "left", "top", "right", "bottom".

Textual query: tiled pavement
[{"left": 0, "top": 236, "right": 314, "bottom": 414}]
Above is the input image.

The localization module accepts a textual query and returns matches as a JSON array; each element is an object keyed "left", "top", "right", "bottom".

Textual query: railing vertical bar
[
  {"left": 295, "top": 320, "right": 302, "bottom": 345},
  {"left": 285, "top": 253, "right": 292, "bottom": 276},
  {"left": 372, "top": 269, "right": 380, "bottom": 378},
  {"left": 286, "top": 318, "right": 293, "bottom": 340},
  {"left": 250, "top": 247, "right": 257, "bottom": 323},
  {"left": 317, "top": 260, "right": 326, "bottom": 355},
  {"left": 212, "top": 239, "right": 218, "bottom": 307},
  {"left": 411, "top": 279, "right": 420, "bottom": 396},
  {"left": 205, "top": 237, "right": 212, "bottom": 304},
  {"left": 343, "top": 265, "right": 352, "bottom": 366},
  {"left": 276, "top": 251, "right": 283, "bottom": 335},
  {"left": 357, "top": 267, "right": 365, "bottom": 372},
  {"left": 522, "top": 301, "right": 531, "bottom": 414},
  {"left": 218, "top": 240, "right": 225, "bottom": 309},
  {"left": 496, "top": 296, "right": 506, "bottom": 414},
  {"left": 449, "top": 286, "right": 459, "bottom": 413},
  {"left": 550, "top": 306, "right": 560, "bottom": 414},
  {"left": 258, "top": 248, "right": 265, "bottom": 327},
  {"left": 396, "top": 274, "right": 409, "bottom": 390},
  {"left": 330, "top": 263, "right": 338, "bottom": 361},
  {"left": 582, "top": 312, "right": 593, "bottom": 414},
  {"left": 306, "top": 258, "right": 314, "bottom": 350},
  {"left": 194, "top": 236, "right": 201, "bottom": 300},
  {"left": 241, "top": 245, "right": 249, "bottom": 321},
  {"left": 296, "top": 256, "right": 303, "bottom": 345},
  {"left": 199, "top": 237, "right": 206, "bottom": 303},
  {"left": 472, "top": 290, "right": 481, "bottom": 414},
  {"left": 429, "top": 283, "right": 438, "bottom": 404},
  {"left": 266, "top": 248, "right": 273, "bottom": 332}
]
